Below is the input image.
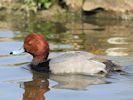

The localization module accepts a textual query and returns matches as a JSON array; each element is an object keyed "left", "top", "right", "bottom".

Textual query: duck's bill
[{"left": 10, "top": 48, "right": 25, "bottom": 55}]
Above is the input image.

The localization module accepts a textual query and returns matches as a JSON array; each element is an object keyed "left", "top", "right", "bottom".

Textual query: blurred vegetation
[{"left": 23, "top": 0, "right": 55, "bottom": 12}]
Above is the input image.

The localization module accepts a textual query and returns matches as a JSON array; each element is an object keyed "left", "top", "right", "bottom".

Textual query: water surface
[{"left": 0, "top": 13, "right": 133, "bottom": 100}]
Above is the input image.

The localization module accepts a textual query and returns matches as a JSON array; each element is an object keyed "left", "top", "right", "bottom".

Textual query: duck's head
[{"left": 10, "top": 33, "right": 49, "bottom": 65}]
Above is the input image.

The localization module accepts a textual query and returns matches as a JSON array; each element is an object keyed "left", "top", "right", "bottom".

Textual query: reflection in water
[
  {"left": 0, "top": 14, "right": 133, "bottom": 56},
  {"left": 21, "top": 72, "right": 108, "bottom": 100},
  {"left": 50, "top": 74, "right": 107, "bottom": 90},
  {"left": 106, "top": 37, "right": 129, "bottom": 56},
  {"left": 107, "top": 37, "right": 128, "bottom": 45},
  {"left": 106, "top": 47, "right": 128, "bottom": 56},
  {"left": 0, "top": 11, "right": 133, "bottom": 100},
  {"left": 22, "top": 72, "right": 49, "bottom": 100}
]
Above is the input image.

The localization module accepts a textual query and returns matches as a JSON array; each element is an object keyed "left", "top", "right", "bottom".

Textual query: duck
[{"left": 10, "top": 33, "right": 122, "bottom": 76}]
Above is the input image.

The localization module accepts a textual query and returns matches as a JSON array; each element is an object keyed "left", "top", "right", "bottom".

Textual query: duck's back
[{"left": 49, "top": 51, "right": 108, "bottom": 75}]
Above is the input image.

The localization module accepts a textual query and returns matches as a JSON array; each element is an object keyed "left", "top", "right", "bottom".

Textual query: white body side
[{"left": 49, "top": 51, "right": 107, "bottom": 75}]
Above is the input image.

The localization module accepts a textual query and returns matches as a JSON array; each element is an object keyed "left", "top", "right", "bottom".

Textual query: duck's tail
[{"left": 102, "top": 60, "right": 122, "bottom": 72}]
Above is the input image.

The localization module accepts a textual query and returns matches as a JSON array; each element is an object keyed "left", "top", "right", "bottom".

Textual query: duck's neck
[{"left": 32, "top": 55, "right": 48, "bottom": 65}]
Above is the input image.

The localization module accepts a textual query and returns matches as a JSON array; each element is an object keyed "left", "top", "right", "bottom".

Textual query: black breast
[{"left": 30, "top": 59, "right": 50, "bottom": 73}]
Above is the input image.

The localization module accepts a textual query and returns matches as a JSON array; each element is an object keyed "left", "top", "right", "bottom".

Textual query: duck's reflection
[
  {"left": 22, "top": 72, "right": 108, "bottom": 99},
  {"left": 50, "top": 74, "right": 107, "bottom": 90},
  {"left": 22, "top": 72, "right": 49, "bottom": 100}
]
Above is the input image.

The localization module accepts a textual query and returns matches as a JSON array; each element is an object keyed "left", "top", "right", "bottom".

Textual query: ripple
[
  {"left": 107, "top": 37, "right": 128, "bottom": 45},
  {"left": 106, "top": 47, "right": 128, "bottom": 56}
]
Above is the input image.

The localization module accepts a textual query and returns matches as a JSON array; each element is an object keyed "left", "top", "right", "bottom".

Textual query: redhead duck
[{"left": 10, "top": 33, "right": 122, "bottom": 75}]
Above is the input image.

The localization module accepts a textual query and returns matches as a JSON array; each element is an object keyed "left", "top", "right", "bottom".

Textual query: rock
[
  {"left": 83, "top": 0, "right": 133, "bottom": 12},
  {"left": 0, "top": 0, "right": 22, "bottom": 11},
  {"left": 0, "top": 0, "right": 20, "bottom": 3},
  {"left": 62, "top": 0, "right": 133, "bottom": 20},
  {"left": 83, "top": 0, "right": 133, "bottom": 20},
  {"left": 61, "top": 0, "right": 84, "bottom": 11}
]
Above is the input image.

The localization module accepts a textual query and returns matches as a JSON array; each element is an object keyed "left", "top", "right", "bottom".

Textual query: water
[{"left": 0, "top": 13, "right": 133, "bottom": 100}]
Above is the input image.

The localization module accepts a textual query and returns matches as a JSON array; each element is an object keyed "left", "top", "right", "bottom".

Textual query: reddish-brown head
[{"left": 24, "top": 33, "right": 49, "bottom": 65}]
